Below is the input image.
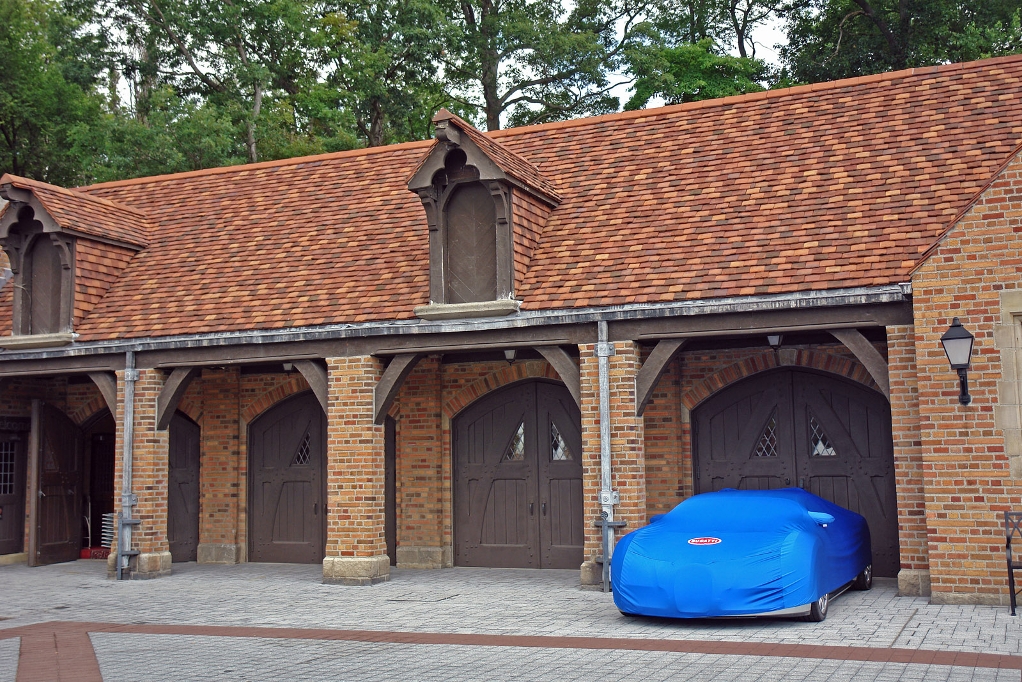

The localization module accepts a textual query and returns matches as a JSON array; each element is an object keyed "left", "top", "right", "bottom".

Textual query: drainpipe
[
  {"left": 597, "top": 320, "right": 621, "bottom": 592},
  {"left": 116, "top": 351, "right": 140, "bottom": 579}
]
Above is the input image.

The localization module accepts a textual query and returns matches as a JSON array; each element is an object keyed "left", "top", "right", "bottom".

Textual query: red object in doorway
[{"left": 80, "top": 547, "right": 110, "bottom": 559}]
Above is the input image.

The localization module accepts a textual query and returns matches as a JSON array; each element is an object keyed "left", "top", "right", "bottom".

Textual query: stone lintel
[
  {"left": 130, "top": 551, "right": 172, "bottom": 580},
  {"left": 197, "top": 543, "right": 242, "bottom": 565},
  {"left": 897, "top": 568, "right": 931, "bottom": 597},
  {"left": 396, "top": 545, "right": 452, "bottom": 569},
  {"left": 413, "top": 300, "right": 520, "bottom": 321},
  {"left": 323, "top": 555, "right": 391, "bottom": 585}
]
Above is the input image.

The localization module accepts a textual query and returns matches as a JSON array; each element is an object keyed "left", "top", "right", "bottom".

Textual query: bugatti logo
[{"left": 688, "top": 537, "right": 721, "bottom": 545}]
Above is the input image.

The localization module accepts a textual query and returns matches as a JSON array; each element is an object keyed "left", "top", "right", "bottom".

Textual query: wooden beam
[
  {"left": 535, "top": 346, "right": 581, "bottom": 408},
  {"left": 830, "top": 328, "right": 890, "bottom": 400},
  {"left": 156, "top": 367, "right": 200, "bottom": 430},
  {"left": 374, "top": 354, "right": 422, "bottom": 425},
  {"left": 635, "top": 339, "right": 688, "bottom": 416},
  {"left": 294, "top": 360, "right": 329, "bottom": 415},
  {"left": 87, "top": 372, "right": 117, "bottom": 415}
]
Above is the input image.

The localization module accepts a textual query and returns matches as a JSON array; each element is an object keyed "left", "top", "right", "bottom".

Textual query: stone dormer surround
[{"left": 407, "top": 110, "right": 560, "bottom": 320}]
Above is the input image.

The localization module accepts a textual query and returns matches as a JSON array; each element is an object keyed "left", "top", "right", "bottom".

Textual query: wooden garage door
[
  {"left": 32, "top": 402, "right": 83, "bottom": 566},
  {"left": 168, "top": 412, "right": 200, "bottom": 562},
  {"left": 454, "top": 381, "right": 583, "bottom": 569},
  {"left": 249, "top": 392, "right": 325, "bottom": 564},
  {"left": 693, "top": 368, "right": 900, "bottom": 577}
]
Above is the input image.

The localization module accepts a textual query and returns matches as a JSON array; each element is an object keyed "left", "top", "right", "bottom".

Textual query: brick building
[{"left": 1, "top": 56, "right": 1021, "bottom": 604}]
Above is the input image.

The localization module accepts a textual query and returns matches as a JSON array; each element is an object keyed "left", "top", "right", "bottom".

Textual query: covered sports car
[{"left": 611, "top": 488, "right": 872, "bottom": 621}]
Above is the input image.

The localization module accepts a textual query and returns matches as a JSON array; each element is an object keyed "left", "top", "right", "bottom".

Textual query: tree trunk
[
  {"left": 247, "top": 82, "right": 263, "bottom": 163},
  {"left": 368, "top": 98, "right": 385, "bottom": 147}
]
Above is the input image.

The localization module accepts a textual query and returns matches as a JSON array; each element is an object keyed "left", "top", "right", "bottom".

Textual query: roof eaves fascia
[{"left": 0, "top": 284, "right": 909, "bottom": 362}]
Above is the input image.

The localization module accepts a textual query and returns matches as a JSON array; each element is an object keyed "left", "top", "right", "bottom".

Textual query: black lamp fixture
[
  {"left": 940, "top": 317, "right": 975, "bottom": 405},
  {"left": 504, "top": 348, "right": 516, "bottom": 365},
  {"left": 767, "top": 334, "right": 784, "bottom": 348}
]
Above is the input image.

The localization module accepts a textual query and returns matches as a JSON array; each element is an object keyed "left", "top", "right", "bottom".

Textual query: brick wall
[
  {"left": 911, "top": 149, "right": 1022, "bottom": 603},
  {"left": 198, "top": 367, "right": 241, "bottom": 549},
  {"left": 642, "top": 357, "right": 685, "bottom": 516}
]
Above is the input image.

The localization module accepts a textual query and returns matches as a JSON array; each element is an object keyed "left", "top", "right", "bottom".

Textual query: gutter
[
  {"left": 0, "top": 284, "right": 910, "bottom": 362},
  {"left": 115, "top": 350, "right": 140, "bottom": 579}
]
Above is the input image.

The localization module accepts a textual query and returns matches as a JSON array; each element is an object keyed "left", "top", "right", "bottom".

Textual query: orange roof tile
[{"left": 7, "top": 55, "right": 1022, "bottom": 341}]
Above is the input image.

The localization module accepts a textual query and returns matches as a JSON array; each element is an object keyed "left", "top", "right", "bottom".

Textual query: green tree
[
  {"left": 624, "top": 37, "right": 767, "bottom": 109},
  {"left": 444, "top": 0, "right": 651, "bottom": 130},
  {"left": 780, "top": 0, "right": 1022, "bottom": 84},
  {"left": 0, "top": 0, "right": 107, "bottom": 185}
]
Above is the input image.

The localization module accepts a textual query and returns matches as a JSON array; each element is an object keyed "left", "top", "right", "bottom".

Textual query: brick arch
[
  {"left": 176, "top": 396, "right": 202, "bottom": 425},
  {"left": 70, "top": 395, "right": 109, "bottom": 426},
  {"left": 681, "top": 349, "right": 878, "bottom": 411},
  {"left": 443, "top": 360, "right": 560, "bottom": 419},
  {"left": 241, "top": 375, "right": 312, "bottom": 423}
]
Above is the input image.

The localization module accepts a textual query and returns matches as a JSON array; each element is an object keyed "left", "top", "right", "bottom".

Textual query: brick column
[
  {"left": 579, "top": 341, "right": 645, "bottom": 586},
  {"left": 887, "top": 324, "right": 930, "bottom": 596},
  {"left": 197, "top": 367, "right": 242, "bottom": 564},
  {"left": 394, "top": 356, "right": 447, "bottom": 568},
  {"left": 114, "top": 368, "right": 171, "bottom": 579},
  {"left": 323, "top": 356, "right": 389, "bottom": 585}
]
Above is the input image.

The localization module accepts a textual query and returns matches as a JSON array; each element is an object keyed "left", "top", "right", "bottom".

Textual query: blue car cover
[{"left": 611, "top": 488, "right": 871, "bottom": 618}]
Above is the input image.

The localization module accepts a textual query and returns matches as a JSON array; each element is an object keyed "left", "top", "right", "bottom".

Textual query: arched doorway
[
  {"left": 692, "top": 367, "right": 900, "bottom": 576},
  {"left": 453, "top": 380, "right": 583, "bottom": 569},
  {"left": 248, "top": 391, "right": 325, "bottom": 564},
  {"left": 168, "top": 412, "right": 200, "bottom": 562}
]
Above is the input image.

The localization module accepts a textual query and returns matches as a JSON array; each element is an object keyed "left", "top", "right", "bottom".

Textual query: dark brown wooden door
[
  {"left": 32, "top": 402, "right": 83, "bottom": 565},
  {"left": 0, "top": 433, "right": 27, "bottom": 556},
  {"left": 454, "top": 381, "right": 583, "bottom": 569},
  {"left": 168, "top": 412, "right": 201, "bottom": 562},
  {"left": 693, "top": 368, "right": 899, "bottom": 577},
  {"left": 249, "top": 392, "right": 325, "bottom": 564}
]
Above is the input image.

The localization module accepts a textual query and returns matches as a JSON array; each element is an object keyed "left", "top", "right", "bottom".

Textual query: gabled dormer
[
  {"left": 408, "top": 110, "right": 560, "bottom": 320},
  {"left": 0, "top": 175, "right": 150, "bottom": 349}
]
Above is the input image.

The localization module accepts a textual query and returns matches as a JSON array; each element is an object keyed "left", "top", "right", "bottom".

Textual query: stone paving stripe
[{"left": 2, "top": 620, "right": 1020, "bottom": 680}]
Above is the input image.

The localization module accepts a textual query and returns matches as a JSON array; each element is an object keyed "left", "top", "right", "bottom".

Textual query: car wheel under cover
[
  {"left": 803, "top": 592, "right": 829, "bottom": 622},
  {"left": 852, "top": 564, "right": 873, "bottom": 591}
]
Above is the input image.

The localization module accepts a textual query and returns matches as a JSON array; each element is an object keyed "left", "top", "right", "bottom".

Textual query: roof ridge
[
  {"left": 489, "top": 53, "right": 1022, "bottom": 140},
  {"left": 79, "top": 138, "right": 434, "bottom": 192},
  {"left": 2, "top": 174, "right": 149, "bottom": 218}
]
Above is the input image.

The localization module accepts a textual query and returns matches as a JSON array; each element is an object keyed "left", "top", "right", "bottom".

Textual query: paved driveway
[{"left": 1, "top": 560, "right": 1020, "bottom": 680}]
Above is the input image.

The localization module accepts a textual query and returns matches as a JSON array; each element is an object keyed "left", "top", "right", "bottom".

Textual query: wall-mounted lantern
[
  {"left": 940, "top": 317, "right": 975, "bottom": 405},
  {"left": 767, "top": 334, "right": 783, "bottom": 349},
  {"left": 504, "top": 349, "right": 516, "bottom": 365}
]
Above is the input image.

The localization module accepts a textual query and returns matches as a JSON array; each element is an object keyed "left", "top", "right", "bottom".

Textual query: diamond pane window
[
  {"left": 0, "top": 441, "right": 14, "bottom": 496},
  {"left": 551, "top": 422, "right": 574, "bottom": 461},
  {"left": 503, "top": 423, "right": 526, "bottom": 462},
  {"left": 753, "top": 411, "right": 779, "bottom": 458},
  {"left": 292, "top": 433, "right": 311, "bottom": 466},
  {"left": 809, "top": 414, "right": 836, "bottom": 457}
]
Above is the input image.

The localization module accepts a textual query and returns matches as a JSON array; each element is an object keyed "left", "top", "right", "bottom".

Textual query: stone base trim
[
  {"left": 396, "top": 545, "right": 453, "bottom": 569},
  {"left": 323, "top": 555, "right": 391, "bottom": 585},
  {"left": 197, "top": 543, "right": 242, "bottom": 564},
  {"left": 0, "top": 552, "right": 27, "bottom": 566},
  {"left": 898, "top": 568, "right": 931, "bottom": 597},
  {"left": 130, "top": 551, "right": 172, "bottom": 580},
  {"left": 580, "top": 560, "right": 602, "bottom": 586}
]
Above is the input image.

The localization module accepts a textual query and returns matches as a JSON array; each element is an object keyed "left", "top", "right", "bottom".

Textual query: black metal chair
[{"left": 1006, "top": 512, "right": 1022, "bottom": 616}]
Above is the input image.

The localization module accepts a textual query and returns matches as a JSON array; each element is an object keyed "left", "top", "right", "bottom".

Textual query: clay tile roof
[
  {"left": 22, "top": 54, "right": 1022, "bottom": 341},
  {"left": 0, "top": 174, "right": 150, "bottom": 248},
  {"left": 434, "top": 109, "right": 562, "bottom": 203}
]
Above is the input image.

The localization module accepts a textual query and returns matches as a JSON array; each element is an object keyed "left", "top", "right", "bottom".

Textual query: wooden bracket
[
  {"left": 635, "top": 339, "right": 688, "bottom": 416},
  {"left": 87, "top": 372, "right": 118, "bottom": 415},
  {"left": 536, "top": 346, "right": 581, "bottom": 408},
  {"left": 156, "top": 367, "right": 200, "bottom": 430},
  {"left": 294, "top": 360, "right": 329, "bottom": 415},
  {"left": 830, "top": 328, "right": 890, "bottom": 399},
  {"left": 374, "top": 354, "right": 422, "bottom": 425}
]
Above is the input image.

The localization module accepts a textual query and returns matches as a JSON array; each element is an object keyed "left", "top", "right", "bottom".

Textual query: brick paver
[{"left": 1, "top": 560, "right": 1020, "bottom": 681}]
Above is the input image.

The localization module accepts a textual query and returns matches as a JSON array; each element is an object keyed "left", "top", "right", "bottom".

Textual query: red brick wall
[
  {"left": 911, "top": 149, "right": 1022, "bottom": 602},
  {"left": 642, "top": 357, "right": 685, "bottom": 516},
  {"left": 888, "top": 324, "right": 929, "bottom": 571},
  {"left": 198, "top": 367, "right": 241, "bottom": 548}
]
